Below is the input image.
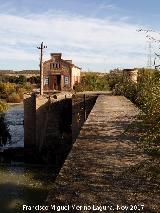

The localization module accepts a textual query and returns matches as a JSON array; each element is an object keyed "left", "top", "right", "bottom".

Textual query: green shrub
[
  {"left": 0, "top": 101, "right": 8, "bottom": 113},
  {"left": 108, "top": 73, "right": 123, "bottom": 90},
  {"left": 7, "top": 92, "right": 21, "bottom": 103},
  {"left": 112, "top": 70, "right": 160, "bottom": 155},
  {"left": 113, "top": 78, "right": 137, "bottom": 103},
  {"left": 74, "top": 73, "right": 109, "bottom": 92},
  {"left": 23, "top": 83, "right": 32, "bottom": 92},
  {"left": 0, "top": 82, "right": 15, "bottom": 99},
  {"left": 0, "top": 81, "right": 31, "bottom": 101}
]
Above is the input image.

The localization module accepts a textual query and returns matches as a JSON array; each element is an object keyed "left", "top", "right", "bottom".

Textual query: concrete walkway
[{"left": 45, "top": 95, "right": 159, "bottom": 212}]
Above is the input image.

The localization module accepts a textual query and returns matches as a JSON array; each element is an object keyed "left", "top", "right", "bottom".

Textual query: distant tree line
[{"left": 0, "top": 75, "right": 40, "bottom": 85}]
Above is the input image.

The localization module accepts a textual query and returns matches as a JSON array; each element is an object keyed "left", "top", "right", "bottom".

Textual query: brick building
[{"left": 43, "top": 53, "right": 81, "bottom": 91}]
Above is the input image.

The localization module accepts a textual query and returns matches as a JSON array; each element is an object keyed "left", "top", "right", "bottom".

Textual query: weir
[
  {"left": 42, "top": 94, "right": 155, "bottom": 212},
  {"left": 23, "top": 93, "right": 98, "bottom": 165}
]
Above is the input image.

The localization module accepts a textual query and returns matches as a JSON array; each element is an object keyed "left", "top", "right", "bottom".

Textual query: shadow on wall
[
  {"left": 72, "top": 94, "right": 98, "bottom": 142},
  {"left": 24, "top": 94, "right": 97, "bottom": 171},
  {"left": 39, "top": 98, "right": 72, "bottom": 170}
]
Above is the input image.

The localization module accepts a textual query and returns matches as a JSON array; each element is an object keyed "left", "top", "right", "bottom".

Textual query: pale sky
[{"left": 0, "top": 0, "right": 159, "bottom": 71}]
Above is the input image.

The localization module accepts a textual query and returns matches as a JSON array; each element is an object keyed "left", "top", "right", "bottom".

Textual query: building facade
[{"left": 43, "top": 53, "right": 81, "bottom": 91}]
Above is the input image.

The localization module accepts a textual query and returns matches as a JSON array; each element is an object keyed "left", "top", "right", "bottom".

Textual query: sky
[{"left": 0, "top": 0, "right": 160, "bottom": 71}]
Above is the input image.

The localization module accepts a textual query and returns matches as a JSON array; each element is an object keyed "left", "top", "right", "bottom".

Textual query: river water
[
  {"left": 0, "top": 104, "right": 56, "bottom": 213},
  {"left": 4, "top": 104, "right": 24, "bottom": 148}
]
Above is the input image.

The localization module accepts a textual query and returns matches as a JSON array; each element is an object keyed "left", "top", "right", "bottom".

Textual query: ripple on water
[{"left": 4, "top": 104, "right": 24, "bottom": 148}]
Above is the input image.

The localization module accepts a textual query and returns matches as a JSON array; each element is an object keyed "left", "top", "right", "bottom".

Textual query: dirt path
[{"left": 45, "top": 95, "right": 159, "bottom": 213}]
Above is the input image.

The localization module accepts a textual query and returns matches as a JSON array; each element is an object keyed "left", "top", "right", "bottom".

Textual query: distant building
[
  {"left": 123, "top": 69, "right": 138, "bottom": 83},
  {"left": 43, "top": 53, "right": 81, "bottom": 91},
  {"left": 110, "top": 68, "right": 138, "bottom": 83}
]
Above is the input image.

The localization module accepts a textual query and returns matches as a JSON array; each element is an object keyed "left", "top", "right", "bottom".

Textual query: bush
[
  {"left": 16, "top": 87, "right": 26, "bottom": 99},
  {"left": 108, "top": 73, "right": 123, "bottom": 90},
  {"left": 112, "top": 70, "right": 160, "bottom": 155},
  {"left": 113, "top": 78, "right": 137, "bottom": 103},
  {"left": 74, "top": 73, "right": 109, "bottom": 92},
  {"left": 0, "top": 81, "right": 32, "bottom": 102},
  {"left": 0, "top": 101, "right": 8, "bottom": 113},
  {"left": 23, "top": 83, "right": 32, "bottom": 92},
  {"left": 0, "top": 82, "right": 15, "bottom": 99},
  {"left": 7, "top": 92, "right": 21, "bottom": 103}
]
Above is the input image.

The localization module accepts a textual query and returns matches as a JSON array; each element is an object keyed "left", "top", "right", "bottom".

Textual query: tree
[
  {"left": 16, "top": 75, "right": 27, "bottom": 84},
  {"left": 74, "top": 73, "right": 109, "bottom": 92}
]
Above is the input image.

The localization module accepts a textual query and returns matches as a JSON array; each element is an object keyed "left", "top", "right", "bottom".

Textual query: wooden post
[{"left": 84, "top": 94, "right": 86, "bottom": 121}]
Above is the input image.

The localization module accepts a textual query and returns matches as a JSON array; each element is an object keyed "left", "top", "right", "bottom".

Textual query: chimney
[{"left": 50, "top": 53, "right": 62, "bottom": 61}]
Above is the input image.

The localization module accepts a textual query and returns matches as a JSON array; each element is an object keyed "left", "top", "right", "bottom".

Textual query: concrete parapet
[
  {"left": 24, "top": 93, "right": 72, "bottom": 163},
  {"left": 24, "top": 92, "right": 97, "bottom": 163}
]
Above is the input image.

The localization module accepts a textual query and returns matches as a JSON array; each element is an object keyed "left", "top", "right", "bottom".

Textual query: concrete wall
[
  {"left": 24, "top": 94, "right": 49, "bottom": 163},
  {"left": 35, "top": 95, "right": 49, "bottom": 149},
  {"left": 24, "top": 93, "right": 36, "bottom": 148},
  {"left": 24, "top": 94, "right": 72, "bottom": 163},
  {"left": 24, "top": 93, "right": 97, "bottom": 164},
  {"left": 72, "top": 94, "right": 97, "bottom": 141},
  {"left": 24, "top": 94, "right": 49, "bottom": 147}
]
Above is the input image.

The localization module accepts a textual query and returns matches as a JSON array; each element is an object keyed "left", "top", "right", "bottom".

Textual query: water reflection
[
  {"left": 0, "top": 115, "right": 11, "bottom": 147},
  {"left": 0, "top": 166, "right": 56, "bottom": 213},
  {"left": 4, "top": 104, "right": 24, "bottom": 148},
  {"left": 0, "top": 104, "right": 56, "bottom": 213}
]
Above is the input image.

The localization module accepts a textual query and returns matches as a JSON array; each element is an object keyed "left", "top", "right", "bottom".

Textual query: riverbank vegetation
[
  {"left": 0, "top": 115, "right": 11, "bottom": 147},
  {"left": 0, "top": 101, "right": 8, "bottom": 113},
  {"left": 0, "top": 77, "right": 32, "bottom": 103},
  {"left": 0, "top": 101, "right": 10, "bottom": 147},
  {"left": 109, "top": 68, "right": 160, "bottom": 156}
]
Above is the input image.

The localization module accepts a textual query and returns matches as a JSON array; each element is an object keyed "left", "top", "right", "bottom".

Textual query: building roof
[{"left": 43, "top": 57, "right": 81, "bottom": 70}]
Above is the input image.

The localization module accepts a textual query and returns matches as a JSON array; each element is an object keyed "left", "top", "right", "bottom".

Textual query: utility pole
[
  {"left": 147, "top": 40, "right": 152, "bottom": 68},
  {"left": 37, "top": 42, "right": 47, "bottom": 95}
]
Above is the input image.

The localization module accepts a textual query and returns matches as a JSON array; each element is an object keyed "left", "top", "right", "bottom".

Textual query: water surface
[
  {"left": 4, "top": 104, "right": 24, "bottom": 148},
  {"left": 0, "top": 104, "right": 55, "bottom": 213}
]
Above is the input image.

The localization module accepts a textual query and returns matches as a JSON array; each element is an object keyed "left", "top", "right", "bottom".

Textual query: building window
[
  {"left": 57, "top": 63, "right": 60, "bottom": 68},
  {"left": 64, "top": 76, "right": 69, "bottom": 85},
  {"left": 44, "top": 77, "right": 49, "bottom": 85},
  {"left": 51, "top": 63, "right": 60, "bottom": 69}
]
